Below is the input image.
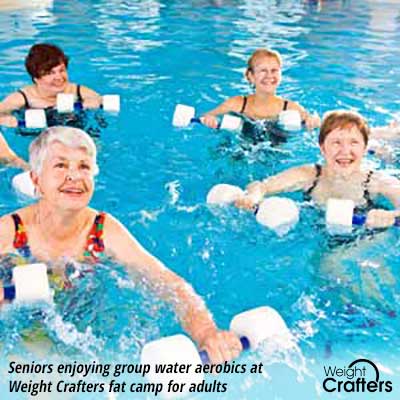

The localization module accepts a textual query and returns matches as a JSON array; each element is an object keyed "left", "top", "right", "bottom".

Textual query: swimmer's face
[
  {"left": 35, "top": 63, "right": 69, "bottom": 94},
  {"left": 320, "top": 126, "right": 367, "bottom": 176},
  {"left": 248, "top": 56, "right": 281, "bottom": 94},
  {"left": 32, "top": 141, "right": 95, "bottom": 211}
]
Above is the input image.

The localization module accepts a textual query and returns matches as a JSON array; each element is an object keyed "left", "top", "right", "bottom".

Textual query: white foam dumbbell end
[
  {"left": 141, "top": 334, "right": 204, "bottom": 399},
  {"left": 326, "top": 198, "right": 354, "bottom": 235},
  {"left": 172, "top": 104, "right": 195, "bottom": 127},
  {"left": 102, "top": 95, "right": 120, "bottom": 113},
  {"left": 12, "top": 171, "right": 37, "bottom": 199},
  {"left": 230, "top": 306, "right": 293, "bottom": 349},
  {"left": 219, "top": 114, "right": 242, "bottom": 131},
  {"left": 256, "top": 197, "right": 299, "bottom": 235},
  {"left": 57, "top": 93, "right": 75, "bottom": 113},
  {"left": 206, "top": 184, "right": 244, "bottom": 205},
  {"left": 279, "top": 110, "right": 302, "bottom": 131},
  {"left": 13, "top": 263, "right": 52, "bottom": 303},
  {"left": 24, "top": 109, "right": 47, "bottom": 129}
]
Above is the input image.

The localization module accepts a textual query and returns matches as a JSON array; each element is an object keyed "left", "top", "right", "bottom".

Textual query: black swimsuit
[
  {"left": 18, "top": 84, "right": 84, "bottom": 109},
  {"left": 240, "top": 96, "right": 290, "bottom": 146},
  {"left": 15, "top": 85, "right": 103, "bottom": 136},
  {"left": 304, "top": 164, "right": 375, "bottom": 211}
]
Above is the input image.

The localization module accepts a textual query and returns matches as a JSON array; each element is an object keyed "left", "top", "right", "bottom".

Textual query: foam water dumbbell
[
  {"left": 18, "top": 109, "right": 47, "bottom": 129},
  {"left": 12, "top": 171, "right": 37, "bottom": 199},
  {"left": 56, "top": 93, "right": 120, "bottom": 113},
  {"left": 3, "top": 263, "right": 52, "bottom": 303},
  {"left": 278, "top": 110, "right": 302, "bottom": 131},
  {"left": 172, "top": 104, "right": 242, "bottom": 131},
  {"left": 206, "top": 183, "right": 299, "bottom": 235},
  {"left": 141, "top": 306, "right": 292, "bottom": 399},
  {"left": 326, "top": 198, "right": 400, "bottom": 234}
]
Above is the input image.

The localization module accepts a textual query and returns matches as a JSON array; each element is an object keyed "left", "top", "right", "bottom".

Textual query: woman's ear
[{"left": 30, "top": 170, "right": 42, "bottom": 196}]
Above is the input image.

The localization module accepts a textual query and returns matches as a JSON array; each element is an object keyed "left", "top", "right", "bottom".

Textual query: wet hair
[
  {"left": 319, "top": 110, "right": 370, "bottom": 146},
  {"left": 25, "top": 43, "right": 69, "bottom": 81},
  {"left": 29, "top": 126, "right": 99, "bottom": 175},
  {"left": 245, "top": 48, "right": 282, "bottom": 82}
]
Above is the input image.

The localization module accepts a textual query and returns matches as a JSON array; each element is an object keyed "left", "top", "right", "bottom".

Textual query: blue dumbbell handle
[
  {"left": 199, "top": 336, "right": 250, "bottom": 364},
  {"left": 3, "top": 285, "right": 16, "bottom": 301},
  {"left": 352, "top": 214, "right": 400, "bottom": 226},
  {"left": 190, "top": 117, "right": 223, "bottom": 129}
]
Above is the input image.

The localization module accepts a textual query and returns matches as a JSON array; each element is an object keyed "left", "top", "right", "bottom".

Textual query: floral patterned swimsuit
[{"left": 1, "top": 212, "right": 106, "bottom": 289}]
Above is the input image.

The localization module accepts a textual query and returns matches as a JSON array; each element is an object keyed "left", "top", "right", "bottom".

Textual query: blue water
[{"left": 1, "top": 1, "right": 400, "bottom": 399}]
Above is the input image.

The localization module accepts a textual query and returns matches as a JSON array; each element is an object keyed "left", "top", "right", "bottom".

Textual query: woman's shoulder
[{"left": 0, "top": 210, "right": 20, "bottom": 251}]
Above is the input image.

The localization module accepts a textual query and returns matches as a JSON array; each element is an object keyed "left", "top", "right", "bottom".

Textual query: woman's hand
[
  {"left": 235, "top": 181, "right": 264, "bottom": 210},
  {"left": 0, "top": 114, "right": 18, "bottom": 128},
  {"left": 83, "top": 96, "right": 103, "bottom": 109},
  {"left": 366, "top": 209, "right": 399, "bottom": 228},
  {"left": 199, "top": 329, "right": 242, "bottom": 364},
  {"left": 304, "top": 112, "right": 321, "bottom": 131},
  {"left": 201, "top": 114, "right": 219, "bottom": 129}
]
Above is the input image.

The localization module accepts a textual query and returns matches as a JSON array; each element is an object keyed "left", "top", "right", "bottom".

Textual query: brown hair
[
  {"left": 245, "top": 48, "right": 282, "bottom": 82},
  {"left": 25, "top": 43, "right": 69, "bottom": 81},
  {"left": 319, "top": 110, "right": 370, "bottom": 146}
]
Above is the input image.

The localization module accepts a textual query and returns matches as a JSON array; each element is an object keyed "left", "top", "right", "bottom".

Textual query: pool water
[{"left": 1, "top": 1, "right": 400, "bottom": 399}]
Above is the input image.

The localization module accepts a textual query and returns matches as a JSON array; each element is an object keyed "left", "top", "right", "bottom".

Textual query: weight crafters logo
[{"left": 322, "top": 358, "right": 393, "bottom": 394}]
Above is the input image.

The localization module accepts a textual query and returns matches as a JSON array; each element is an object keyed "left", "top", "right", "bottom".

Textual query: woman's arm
[
  {"left": 288, "top": 101, "right": 320, "bottom": 130},
  {"left": 103, "top": 215, "right": 241, "bottom": 363},
  {"left": 236, "top": 164, "right": 316, "bottom": 209},
  {"left": 0, "top": 92, "right": 25, "bottom": 127},
  {"left": 366, "top": 173, "right": 400, "bottom": 228},
  {"left": 201, "top": 96, "right": 244, "bottom": 128},
  {"left": 0, "top": 131, "right": 29, "bottom": 170},
  {"left": 78, "top": 85, "right": 103, "bottom": 109}
]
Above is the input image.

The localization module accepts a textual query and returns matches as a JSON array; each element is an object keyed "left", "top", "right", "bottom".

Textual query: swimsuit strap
[
  {"left": 282, "top": 99, "right": 289, "bottom": 111},
  {"left": 83, "top": 212, "right": 106, "bottom": 262},
  {"left": 304, "top": 164, "right": 322, "bottom": 200},
  {"left": 76, "top": 84, "right": 83, "bottom": 103},
  {"left": 363, "top": 170, "right": 374, "bottom": 207},
  {"left": 240, "top": 96, "right": 248, "bottom": 114},
  {"left": 18, "top": 89, "right": 30, "bottom": 108},
  {"left": 11, "top": 213, "right": 32, "bottom": 258}
]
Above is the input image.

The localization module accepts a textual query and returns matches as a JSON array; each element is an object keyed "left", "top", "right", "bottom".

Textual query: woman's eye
[
  {"left": 80, "top": 163, "right": 91, "bottom": 170},
  {"left": 54, "top": 163, "right": 67, "bottom": 168}
]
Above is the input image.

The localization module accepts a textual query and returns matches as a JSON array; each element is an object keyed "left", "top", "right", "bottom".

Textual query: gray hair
[{"left": 29, "top": 126, "right": 99, "bottom": 175}]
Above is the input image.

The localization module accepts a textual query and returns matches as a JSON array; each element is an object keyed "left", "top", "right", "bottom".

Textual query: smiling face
[
  {"left": 34, "top": 63, "right": 69, "bottom": 95},
  {"left": 247, "top": 55, "right": 282, "bottom": 95},
  {"left": 32, "top": 141, "right": 95, "bottom": 212},
  {"left": 320, "top": 125, "right": 367, "bottom": 176}
]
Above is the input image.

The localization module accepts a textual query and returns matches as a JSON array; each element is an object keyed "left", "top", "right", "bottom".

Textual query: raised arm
[
  {"left": 0, "top": 131, "right": 29, "bottom": 170},
  {"left": 236, "top": 164, "right": 316, "bottom": 210},
  {"left": 0, "top": 92, "right": 25, "bottom": 127},
  {"left": 103, "top": 215, "right": 241, "bottom": 363}
]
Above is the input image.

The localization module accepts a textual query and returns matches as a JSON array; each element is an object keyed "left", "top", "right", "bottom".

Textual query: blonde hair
[
  {"left": 319, "top": 110, "right": 370, "bottom": 146},
  {"left": 29, "top": 126, "right": 99, "bottom": 175},
  {"left": 245, "top": 48, "right": 282, "bottom": 82}
]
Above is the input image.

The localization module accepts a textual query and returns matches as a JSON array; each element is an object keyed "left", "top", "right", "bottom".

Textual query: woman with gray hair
[{"left": 0, "top": 126, "right": 241, "bottom": 364}]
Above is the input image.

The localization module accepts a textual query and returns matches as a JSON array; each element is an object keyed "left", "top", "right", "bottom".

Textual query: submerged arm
[{"left": 103, "top": 215, "right": 240, "bottom": 361}]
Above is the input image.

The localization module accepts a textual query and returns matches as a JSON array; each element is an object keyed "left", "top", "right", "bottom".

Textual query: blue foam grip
[
  {"left": 3, "top": 285, "right": 16, "bottom": 301},
  {"left": 74, "top": 102, "right": 84, "bottom": 111},
  {"left": 190, "top": 117, "right": 223, "bottom": 129},
  {"left": 199, "top": 336, "right": 250, "bottom": 365},
  {"left": 352, "top": 214, "right": 400, "bottom": 226}
]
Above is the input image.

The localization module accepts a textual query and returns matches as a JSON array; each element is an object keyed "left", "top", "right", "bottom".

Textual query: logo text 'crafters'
[{"left": 322, "top": 358, "right": 392, "bottom": 393}]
